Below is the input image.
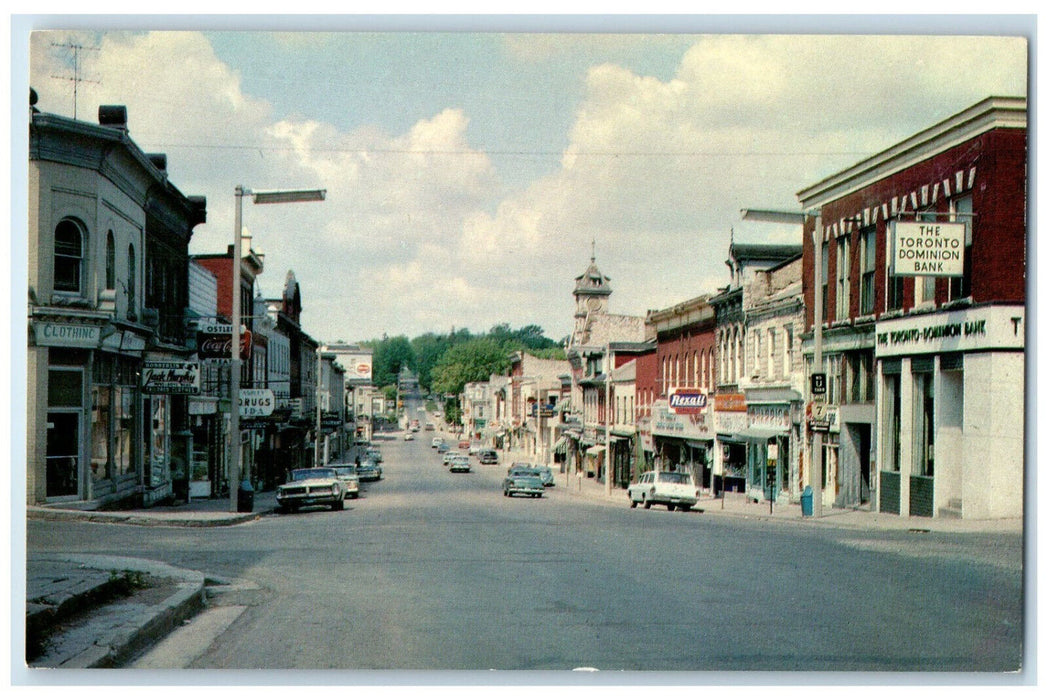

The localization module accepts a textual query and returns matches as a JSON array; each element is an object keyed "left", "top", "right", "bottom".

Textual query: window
[
  {"left": 105, "top": 231, "right": 116, "bottom": 291},
  {"left": 821, "top": 241, "right": 830, "bottom": 322},
  {"left": 836, "top": 235, "right": 851, "bottom": 320},
  {"left": 949, "top": 195, "right": 974, "bottom": 301},
  {"left": 753, "top": 330, "right": 761, "bottom": 376},
  {"left": 767, "top": 329, "right": 776, "bottom": 379},
  {"left": 914, "top": 210, "right": 937, "bottom": 307},
  {"left": 54, "top": 219, "right": 85, "bottom": 293},
  {"left": 826, "top": 354, "right": 842, "bottom": 405},
  {"left": 127, "top": 244, "right": 137, "bottom": 317},
  {"left": 860, "top": 226, "right": 876, "bottom": 315},
  {"left": 783, "top": 325, "right": 793, "bottom": 379},
  {"left": 882, "top": 369, "right": 902, "bottom": 473},
  {"left": 846, "top": 349, "right": 875, "bottom": 403},
  {"left": 912, "top": 369, "right": 934, "bottom": 476},
  {"left": 887, "top": 220, "right": 904, "bottom": 310}
]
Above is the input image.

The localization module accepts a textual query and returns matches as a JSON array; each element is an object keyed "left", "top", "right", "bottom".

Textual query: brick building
[{"left": 798, "top": 96, "right": 1026, "bottom": 519}]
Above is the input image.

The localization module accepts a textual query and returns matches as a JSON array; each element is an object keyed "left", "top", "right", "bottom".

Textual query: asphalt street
[{"left": 25, "top": 427, "right": 1025, "bottom": 674}]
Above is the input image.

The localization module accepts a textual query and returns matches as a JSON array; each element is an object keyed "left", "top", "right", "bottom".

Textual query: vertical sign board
[{"left": 891, "top": 221, "right": 966, "bottom": 277}]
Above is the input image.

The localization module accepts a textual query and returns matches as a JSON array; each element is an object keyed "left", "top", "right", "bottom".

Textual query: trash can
[
  {"left": 801, "top": 485, "right": 813, "bottom": 517},
  {"left": 237, "top": 479, "right": 254, "bottom": 513}
]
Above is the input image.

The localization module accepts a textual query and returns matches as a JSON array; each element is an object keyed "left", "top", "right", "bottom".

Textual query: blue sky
[{"left": 19, "top": 17, "right": 1031, "bottom": 346}]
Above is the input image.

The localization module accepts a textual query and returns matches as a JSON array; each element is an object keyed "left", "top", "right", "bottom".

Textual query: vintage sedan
[
  {"left": 330, "top": 465, "right": 360, "bottom": 499},
  {"left": 449, "top": 455, "right": 471, "bottom": 473},
  {"left": 478, "top": 449, "right": 499, "bottom": 465},
  {"left": 365, "top": 447, "right": 383, "bottom": 463},
  {"left": 535, "top": 464, "right": 555, "bottom": 487},
  {"left": 355, "top": 459, "right": 383, "bottom": 482},
  {"left": 503, "top": 465, "right": 545, "bottom": 498},
  {"left": 276, "top": 468, "right": 347, "bottom": 512},
  {"left": 442, "top": 450, "right": 461, "bottom": 466}
]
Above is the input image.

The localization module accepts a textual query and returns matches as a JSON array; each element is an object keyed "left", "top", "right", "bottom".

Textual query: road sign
[{"left": 811, "top": 372, "right": 827, "bottom": 396}]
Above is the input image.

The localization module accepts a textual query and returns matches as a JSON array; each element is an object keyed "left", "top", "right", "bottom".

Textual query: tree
[{"left": 430, "top": 338, "right": 512, "bottom": 396}]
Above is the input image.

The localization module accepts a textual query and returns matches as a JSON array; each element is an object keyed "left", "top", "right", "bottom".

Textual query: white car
[
  {"left": 449, "top": 455, "right": 471, "bottom": 473},
  {"left": 431, "top": 436, "right": 444, "bottom": 448},
  {"left": 627, "top": 471, "right": 699, "bottom": 511},
  {"left": 277, "top": 468, "right": 347, "bottom": 512},
  {"left": 442, "top": 450, "right": 461, "bottom": 466}
]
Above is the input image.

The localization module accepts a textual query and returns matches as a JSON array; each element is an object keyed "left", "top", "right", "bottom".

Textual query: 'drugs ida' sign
[{"left": 891, "top": 221, "right": 965, "bottom": 277}]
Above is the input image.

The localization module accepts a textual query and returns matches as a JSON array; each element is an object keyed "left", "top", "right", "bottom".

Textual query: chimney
[
  {"left": 98, "top": 105, "right": 128, "bottom": 131},
  {"left": 147, "top": 153, "right": 167, "bottom": 172}
]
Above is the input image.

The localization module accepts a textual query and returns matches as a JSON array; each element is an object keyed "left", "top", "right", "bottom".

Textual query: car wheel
[
  {"left": 667, "top": 504, "right": 676, "bottom": 511},
  {"left": 642, "top": 495, "right": 652, "bottom": 509},
  {"left": 629, "top": 495, "right": 637, "bottom": 508},
  {"left": 350, "top": 492, "right": 359, "bottom": 499},
  {"left": 333, "top": 497, "right": 344, "bottom": 511},
  {"left": 679, "top": 505, "right": 691, "bottom": 512}
]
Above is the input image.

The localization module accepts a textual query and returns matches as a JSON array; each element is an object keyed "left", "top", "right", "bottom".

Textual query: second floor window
[
  {"left": 54, "top": 219, "right": 85, "bottom": 293},
  {"left": 836, "top": 235, "right": 851, "bottom": 320},
  {"left": 860, "top": 226, "right": 876, "bottom": 315},
  {"left": 949, "top": 194, "right": 974, "bottom": 301},
  {"left": 105, "top": 231, "right": 116, "bottom": 291}
]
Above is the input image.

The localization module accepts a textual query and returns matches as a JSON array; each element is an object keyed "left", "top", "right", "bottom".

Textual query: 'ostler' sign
[
  {"left": 668, "top": 388, "right": 707, "bottom": 415},
  {"left": 891, "top": 221, "right": 965, "bottom": 277}
]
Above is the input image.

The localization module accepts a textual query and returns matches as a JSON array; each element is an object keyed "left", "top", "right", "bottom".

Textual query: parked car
[
  {"left": 478, "top": 449, "right": 499, "bottom": 465},
  {"left": 330, "top": 465, "right": 360, "bottom": 499},
  {"left": 436, "top": 442, "right": 449, "bottom": 453},
  {"left": 458, "top": 439, "right": 470, "bottom": 450},
  {"left": 449, "top": 455, "right": 471, "bottom": 473},
  {"left": 535, "top": 464, "right": 555, "bottom": 487},
  {"left": 468, "top": 443, "right": 482, "bottom": 455},
  {"left": 356, "top": 459, "right": 383, "bottom": 482},
  {"left": 503, "top": 465, "right": 545, "bottom": 498},
  {"left": 425, "top": 423, "right": 435, "bottom": 431},
  {"left": 431, "top": 436, "right": 443, "bottom": 448},
  {"left": 276, "top": 468, "right": 347, "bottom": 512},
  {"left": 365, "top": 448, "right": 383, "bottom": 463},
  {"left": 627, "top": 470, "right": 699, "bottom": 511}
]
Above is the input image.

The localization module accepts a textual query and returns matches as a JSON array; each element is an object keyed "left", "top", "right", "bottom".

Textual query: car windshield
[
  {"left": 291, "top": 469, "right": 335, "bottom": 481},
  {"left": 657, "top": 472, "right": 690, "bottom": 484},
  {"left": 333, "top": 468, "right": 355, "bottom": 479}
]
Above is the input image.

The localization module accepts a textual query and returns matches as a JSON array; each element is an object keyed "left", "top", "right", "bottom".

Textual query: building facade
[
  {"left": 28, "top": 99, "right": 206, "bottom": 507},
  {"left": 797, "top": 95, "right": 1026, "bottom": 519}
]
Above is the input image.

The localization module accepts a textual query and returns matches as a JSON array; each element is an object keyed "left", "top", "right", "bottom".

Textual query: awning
[
  {"left": 734, "top": 426, "right": 788, "bottom": 441},
  {"left": 585, "top": 444, "right": 606, "bottom": 456},
  {"left": 553, "top": 435, "right": 570, "bottom": 454}
]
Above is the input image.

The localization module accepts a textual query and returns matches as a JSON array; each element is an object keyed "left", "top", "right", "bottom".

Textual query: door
[{"left": 46, "top": 411, "right": 80, "bottom": 498}]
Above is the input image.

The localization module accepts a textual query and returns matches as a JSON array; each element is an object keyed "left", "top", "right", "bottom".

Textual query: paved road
[{"left": 26, "top": 427, "right": 1024, "bottom": 672}]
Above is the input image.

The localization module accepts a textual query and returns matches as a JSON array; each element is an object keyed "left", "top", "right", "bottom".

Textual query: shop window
[
  {"left": 54, "top": 219, "right": 85, "bottom": 294},
  {"left": 912, "top": 368, "right": 934, "bottom": 477},
  {"left": 846, "top": 349, "right": 875, "bottom": 403},
  {"left": 859, "top": 226, "right": 876, "bottom": 315}
]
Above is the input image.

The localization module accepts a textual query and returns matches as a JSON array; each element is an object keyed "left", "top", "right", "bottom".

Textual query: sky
[{"left": 17, "top": 16, "right": 1030, "bottom": 347}]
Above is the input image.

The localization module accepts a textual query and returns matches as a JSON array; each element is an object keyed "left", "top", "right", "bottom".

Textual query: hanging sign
[
  {"left": 891, "top": 221, "right": 965, "bottom": 277},
  {"left": 142, "top": 361, "right": 200, "bottom": 395}
]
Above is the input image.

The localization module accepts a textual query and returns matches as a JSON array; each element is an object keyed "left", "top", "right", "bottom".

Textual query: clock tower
[{"left": 572, "top": 248, "right": 612, "bottom": 345}]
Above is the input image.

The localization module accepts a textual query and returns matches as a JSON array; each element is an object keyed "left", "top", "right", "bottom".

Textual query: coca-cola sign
[{"left": 198, "top": 330, "right": 252, "bottom": 360}]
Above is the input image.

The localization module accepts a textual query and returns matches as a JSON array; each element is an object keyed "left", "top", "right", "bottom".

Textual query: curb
[
  {"left": 26, "top": 555, "right": 208, "bottom": 669},
  {"left": 26, "top": 506, "right": 269, "bottom": 527}
]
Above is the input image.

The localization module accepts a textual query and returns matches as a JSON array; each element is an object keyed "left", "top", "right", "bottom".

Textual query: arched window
[
  {"left": 105, "top": 231, "right": 116, "bottom": 290},
  {"left": 127, "top": 244, "right": 136, "bottom": 317},
  {"left": 54, "top": 219, "right": 85, "bottom": 293}
]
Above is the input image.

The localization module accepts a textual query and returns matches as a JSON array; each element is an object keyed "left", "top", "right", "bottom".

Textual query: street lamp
[
  {"left": 740, "top": 207, "right": 824, "bottom": 517},
  {"left": 229, "top": 185, "right": 326, "bottom": 512}
]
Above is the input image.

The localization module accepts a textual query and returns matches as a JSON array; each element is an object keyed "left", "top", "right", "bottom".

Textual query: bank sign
[
  {"left": 667, "top": 387, "right": 707, "bottom": 414},
  {"left": 876, "top": 305, "right": 1025, "bottom": 358},
  {"left": 891, "top": 221, "right": 965, "bottom": 277}
]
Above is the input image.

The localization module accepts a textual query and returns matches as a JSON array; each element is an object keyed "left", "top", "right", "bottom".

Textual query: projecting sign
[
  {"left": 810, "top": 373, "right": 826, "bottom": 396},
  {"left": 239, "top": 388, "right": 275, "bottom": 417},
  {"left": 891, "top": 221, "right": 965, "bottom": 277},
  {"left": 141, "top": 362, "right": 200, "bottom": 395},
  {"left": 668, "top": 387, "right": 707, "bottom": 414}
]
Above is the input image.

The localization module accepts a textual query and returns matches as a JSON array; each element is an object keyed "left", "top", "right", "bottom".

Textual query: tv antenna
[{"left": 50, "top": 41, "right": 100, "bottom": 120}]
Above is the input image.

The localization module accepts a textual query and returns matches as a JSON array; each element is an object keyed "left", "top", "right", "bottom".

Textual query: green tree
[
  {"left": 430, "top": 337, "right": 512, "bottom": 396},
  {"left": 368, "top": 335, "right": 416, "bottom": 388}
]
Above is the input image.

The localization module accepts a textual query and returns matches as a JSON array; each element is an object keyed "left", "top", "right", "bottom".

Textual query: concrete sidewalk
[{"left": 503, "top": 448, "right": 1023, "bottom": 535}]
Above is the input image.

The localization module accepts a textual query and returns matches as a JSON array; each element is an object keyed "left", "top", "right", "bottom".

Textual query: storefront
[
  {"left": 713, "top": 393, "right": 748, "bottom": 494},
  {"left": 875, "top": 304, "right": 1024, "bottom": 519},
  {"left": 651, "top": 398, "right": 713, "bottom": 491},
  {"left": 742, "top": 394, "right": 802, "bottom": 503}
]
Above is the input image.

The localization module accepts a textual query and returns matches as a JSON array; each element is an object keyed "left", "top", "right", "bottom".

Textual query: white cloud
[{"left": 27, "top": 31, "right": 1028, "bottom": 346}]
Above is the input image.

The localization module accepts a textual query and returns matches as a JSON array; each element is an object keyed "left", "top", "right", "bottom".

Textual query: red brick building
[{"left": 797, "top": 96, "right": 1026, "bottom": 518}]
